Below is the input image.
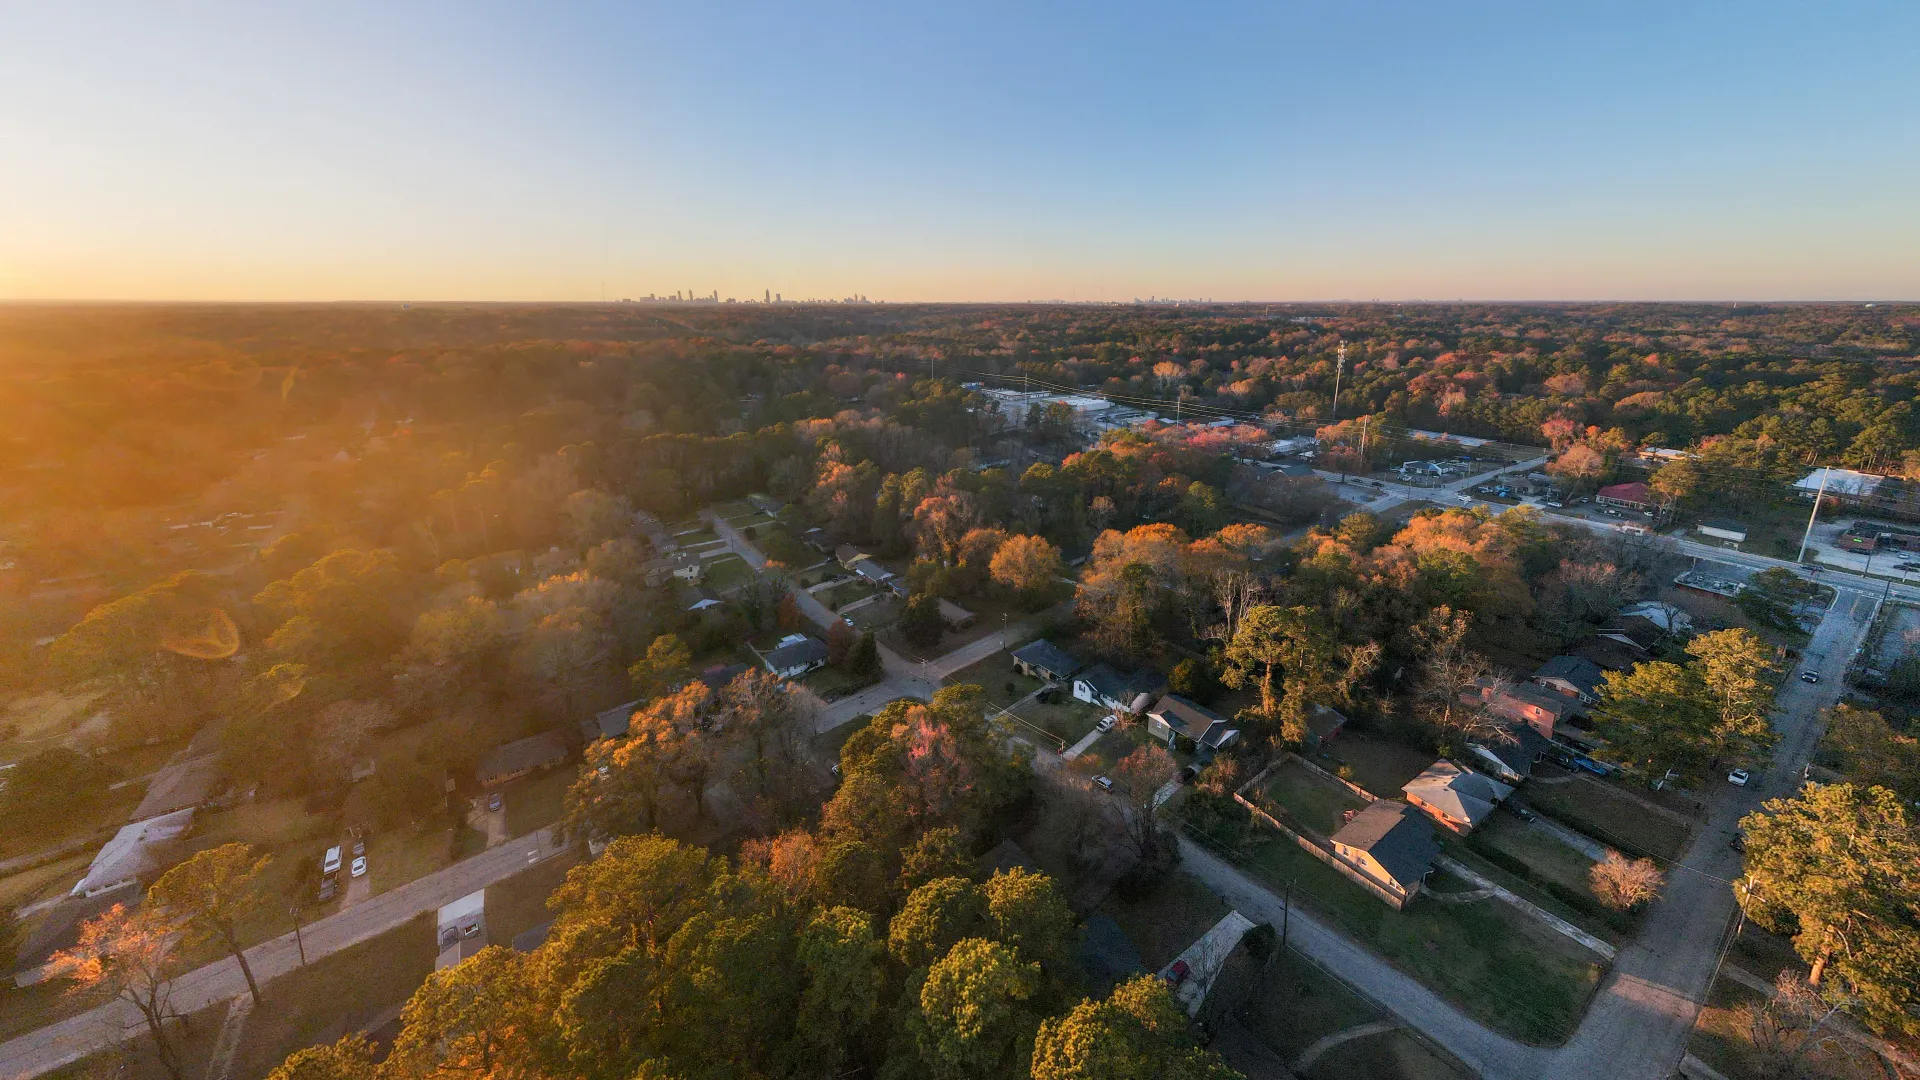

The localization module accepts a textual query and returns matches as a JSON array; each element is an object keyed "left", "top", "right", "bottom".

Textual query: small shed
[{"left": 1696, "top": 520, "right": 1748, "bottom": 545}]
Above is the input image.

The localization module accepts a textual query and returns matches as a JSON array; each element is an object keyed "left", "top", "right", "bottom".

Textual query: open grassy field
[
  {"left": 367, "top": 819, "right": 455, "bottom": 897},
  {"left": 1228, "top": 829, "right": 1603, "bottom": 1045},
  {"left": 504, "top": 766, "right": 573, "bottom": 838},
  {"left": 1259, "top": 758, "right": 1368, "bottom": 838},
  {"left": 1472, "top": 815, "right": 1597, "bottom": 895},
  {"left": 945, "top": 648, "right": 1044, "bottom": 708},
  {"left": 1315, "top": 733, "right": 1435, "bottom": 800},
  {"left": 1010, "top": 695, "right": 1105, "bottom": 748},
  {"left": 1522, "top": 778, "right": 1693, "bottom": 861},
  {"left": 1237, "top": 949, "right": 1472, "bottom": 1080},
  {"left": 702, "top": 555, "right": 753, "bottom": 591},
  {"left": 485, "top": 849, "right": 582, "bottom": 947}
]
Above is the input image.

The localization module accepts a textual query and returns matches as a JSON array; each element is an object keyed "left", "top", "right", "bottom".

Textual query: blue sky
[{"left": 2, "top": 1, "right": 1916, "bottom": 300}]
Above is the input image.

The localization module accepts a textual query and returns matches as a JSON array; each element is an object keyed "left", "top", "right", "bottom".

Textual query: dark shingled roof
[
  {"left": 1330, "top": 801, "right": 1440, "bottom": 890},
  {"left": 765, "top": 637, "right": 829, "bottom": 672},
  {"left": 477, "top": 731, "right": 569, "bottom": 782},
  {"left": 1011, "top": 639, "right": 1083, "bottom": 679},
  {"left": 1534, "top": 655, "right": 1605, "bottom": 699}
]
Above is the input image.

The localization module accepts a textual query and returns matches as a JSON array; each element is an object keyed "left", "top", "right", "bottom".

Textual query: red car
[{"left": 1165, "top": 960, "right": 1190, "bottom": 986}]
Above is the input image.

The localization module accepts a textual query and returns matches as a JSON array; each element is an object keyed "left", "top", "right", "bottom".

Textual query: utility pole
[
  {"left": 1281, "top": 879, "right": 1293, "bottom": 949},
  {"left": 1330, "top": 342, "right": 1347, "bottom": 422},
  {"left": 290, "top": 905, "right": 307, "bottom": 966},
  {"left": 1795, "top": 468, "right": 1830, "bottom": 564}
]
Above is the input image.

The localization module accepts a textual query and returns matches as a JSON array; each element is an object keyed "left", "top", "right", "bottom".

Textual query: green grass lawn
[
  {"left": 0, "top": 850, "right": 92, "bottom": 909},
  {"left": 1522, "top": 780, "right": 1692, "bottom": 862},
  {"left": 945, "top": 649, "right": 1043, "bottom": 708},
  {"left": 505, "top": 767, "right": 574, "bottom": 837},
  {"left": 232, "top": 913, "right": 439, "bottom": 1080},
  {"left": 1229, "top": 830, "right": 1603, "bottom": 1045},
  {"left": 1317, "top": 734, "right": 1436, "bottom": 800},
  {"left": 801, "top": 664, "right": 883, "bottom": 701},
  {"left": 1011, "top": 696, "right": 1105, "bottom": 747},
  {"left": 1472, "top": 815, "right": 1596, "bottom": 895},
  {"left": 486, "top": 849, "right": 582, "bottom": 947},
  {"left": 1079, "top": 725, "right": 1148, "bottom": 772},
  {"left": 367, "top": 819, "right": 455, "bottom": 896},
  {"left": 702, "top": 555, "right": 753, "bottom": 591},
  {"left": 1237, "top": 949, "right": 1472, "bottom": 1080},
  {"left": 1261, "top": 759, "right": 1368, "bottom": 838}
]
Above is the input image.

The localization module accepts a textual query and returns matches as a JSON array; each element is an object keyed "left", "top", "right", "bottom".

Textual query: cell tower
[{"left": 1330, "top": 342, "right": 1347, "bottom": 422}]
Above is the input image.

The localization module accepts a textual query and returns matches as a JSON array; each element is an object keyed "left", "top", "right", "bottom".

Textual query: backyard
[
  {"left": 1236, "top": 949, "right": 1473, "bottom": 1080},
  {"left": 1314, "top": 733, "right": 1437, "bottom": 800},
  {"left": 1255, "top": 758, "right": 1369, "bottom": 838},
  {"left": 702, "top": 554, "right": 753, "bottom": 591}
]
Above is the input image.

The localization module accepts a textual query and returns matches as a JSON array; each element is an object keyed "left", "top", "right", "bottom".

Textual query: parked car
[
  {"left": 351, "top": 856, "right": 368, "bottom": 878},
  {"left": 1092, "top": 775, "right": 1114, "bottom": 792},
  {"left": 1503, "top": 801, "right": 1536, "bottom": 822},
  {"left": 1165, "top": 959, "right": 1190, "bottom": 986},
  {"left": 352, "top": 839, "right": 366, "bottom": 857},
  {"left": 1455, "top": 493, "right": 1473, "bottom": 503},
  {"left": 487, "top": 792, "right": 503, "bottom": 812},
  {"left": 1727, "top": 768, "right": 1751, "bottom": 786},
  {"left": 1799, "top": 671, "right": 1820, "bottom": 684},
  {"left": 1544, "top": 500, "right": 1564, "bottom": 508},
  {"left": 318, "top": 877, "right": 336, "bottom": 902},
  {"left": 1096, "top": 715, "right": 1116, "bottom": 733}
]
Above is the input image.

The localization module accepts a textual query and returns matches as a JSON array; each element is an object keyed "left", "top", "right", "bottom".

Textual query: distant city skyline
[{"left": 3, "top": 2, "right": 1917, "bottom": 302}]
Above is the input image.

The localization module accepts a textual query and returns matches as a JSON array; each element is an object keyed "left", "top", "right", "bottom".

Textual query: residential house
[
  {"left": 1595, "top": 481, "right": 1655, "bottom": 512},
  {"left": 1696, "top": 520, "right": 1748, "bottom": 545},
  {"left": 1328, "top": 801, "right": 1440, "bottom": 907},
  {"left": 1467, "top": 724, "right": 1554, "bottom": 784},
  {"left": 1617, "top": 600, "right": 1692, "bottom": 636},
  {"left": 1143, "top": 695, "right": 1241, "bottom": 754},
  {"left": 70, "top": 809, "right": 196, "bottom": 898},
  {"left": 1467, "top": 678, "right": 1577, "bottom": 740},
  {"left": 1596, "top": 614, "right": 1669, "bottom": 652},
  {"left": 1571, "top": 635, "right": 1645, "bottom": 672},
  {"left": 1012, "top": 639, "right": 1083, "bottom": 682},
  {"left": 763, "top": 634, "right": 829, "bottom": 678},
  {"left": 581, "top": 699, "right": 640, "bottom": 743},
  {"left": 1304, "top": 704, "right": 1348, "bottom": 749},
  {"left": 694, "top": 662, "right": 751, "bottom": 693},
  {"left": 835, "top": 545, "right": 869, "bottom": 570},
  {"left": 936, "top": 599, "right": 976, "bottom": 630},
  {"left": 801, "top": 527, "right": 831, "bottom": 552},
  {"left": 1072, "top": 664, "right": 1167, "bottom": 714},
  {"left": 643, "top": 551, "right": 703, "bottom": 588},
  {"left": 478, "top": 731, "right": 570, "bottom": 787},
  {"left": 746, "top": 494, "right": 783, "bottom": 514},
  {"left": 1531, "top": 655, "right": 1605, "bottom": 709},
  {"left": 1402, "top": 760, "right": 1513, "bottom": 835},
  {"left": 854, "top": 560, "right": 896, "bottom": 586}
]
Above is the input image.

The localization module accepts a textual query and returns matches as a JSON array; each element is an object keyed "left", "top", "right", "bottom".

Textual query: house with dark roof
[
  {"left": 1072, "top": 664, "right": 1166, "bottom": 714},
  {"left": 695, "top": 662, "right": 751, "bottom": 693},
  {"left": 1402, "top": 760, "right": 1512, "bottom": 834},
  {"left": 1597, "top": 615, "right": 1668, "bottom": 652},
  {"left": 1143, "top": 695, "right": 1240, "bottom": 754},
  {"left": 1532, "top": 655, "right": 1605, "bottom": 708},
  {"left": 478, "top": 731, "right": 570, "bottom": 787},
  {"left": 1304, "top": 704, "right": 1348, "bottom": 748},
  {"left": 1329, "top": 801, "right": 1440, "bottom": 907},
  {"left": 834, "top": 545, "right": 869, "bottom": 570},
  {"left": 854, "top": 560, "right": 895, "bottom": 586},
  {"left": 1571, "top": 635, "right": 1645, "bottom": 672},
  {"left": 1467, "top": 724, "right": 1554, "bottom": 784},
  {"left": 936, "top": 599, "right": 976, "bottom": 630},
  {"left": 763, "top": 634, "right": 829, "bottom": 678},
  {"left": 581, "top": 699, "right": 640, "bottom": 743},
  {"left": 1011, "top": 639, "right": 1082, "bottom": 682}
]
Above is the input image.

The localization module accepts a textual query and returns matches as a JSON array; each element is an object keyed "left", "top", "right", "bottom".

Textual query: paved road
[
  {"left": 0, "top": 829, "right": 561, "bottom": 1080},
  {"left": 1183, "top": 587, "right": 1876, "bottom": 1080}
]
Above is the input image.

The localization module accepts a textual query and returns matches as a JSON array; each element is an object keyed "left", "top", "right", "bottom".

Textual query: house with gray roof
[
  {"left": 478, "top": 731, "right": 570, "bottom": 787},
  {"left": 1402, "top": 760, "right": 1513, "bottom": 835},
  {"left": 763, "top": 634, "right": 829, "bottom": 679},
  {"left": 1144, "top": 695, "right": 1240, "bottom": 754},
  {"left": 1329, "top": 800, "right": 1439, "bottom": 907},
  {"left": 1531, "top": 655, "right": 1605, "bottom": 708},
  {"left": 1011, "top": 639, "right": 1083, "bottom": 682},
  {"left": 1072, "top": 664, "right": 1167, "bottom": 714}
]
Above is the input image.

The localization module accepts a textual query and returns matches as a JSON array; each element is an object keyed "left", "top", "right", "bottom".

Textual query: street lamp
[{"left": 289, "top": 905, "right": 307, "bottom": 966}]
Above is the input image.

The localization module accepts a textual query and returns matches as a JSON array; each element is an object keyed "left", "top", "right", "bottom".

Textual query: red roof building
[{"left": 1595, "top": 481, "right": 1654, "bottom": 510}]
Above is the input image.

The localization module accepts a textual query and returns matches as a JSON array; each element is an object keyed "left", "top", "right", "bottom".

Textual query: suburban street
[
  {"left": 0, "top": 830, "right": 560, "bottom": 1080},
  {"left": 1184, "top": 582, "right": 1880, "bottom": 1080}
]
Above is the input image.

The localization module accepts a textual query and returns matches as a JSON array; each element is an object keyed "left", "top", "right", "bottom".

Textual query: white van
[{"left": 323, "top": 846, "right": 342, "bottom": 876}]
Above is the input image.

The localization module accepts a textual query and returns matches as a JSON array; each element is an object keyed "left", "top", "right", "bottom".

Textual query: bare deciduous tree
[{"left": 1588, "top": 851, "right": 1664, "bottom": 911}]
